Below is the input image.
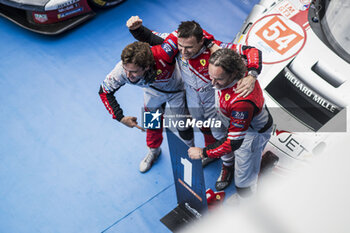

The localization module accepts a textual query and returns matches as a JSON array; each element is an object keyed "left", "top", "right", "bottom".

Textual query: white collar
[{"left": 181, "top": 46, "right": 206, "bottom": 60}]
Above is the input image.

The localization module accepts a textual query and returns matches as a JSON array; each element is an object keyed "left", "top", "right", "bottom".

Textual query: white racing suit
[
  {"left": 99, "top": 44, "right": 193, "bottom": 148},
  {"left": 204, "top": 80, "right": 273, "bottom": 188}
]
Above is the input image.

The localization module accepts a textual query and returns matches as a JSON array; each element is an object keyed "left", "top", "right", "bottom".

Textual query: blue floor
[{"left": 0, "top": 0, "right": 258, "bottom": 232}]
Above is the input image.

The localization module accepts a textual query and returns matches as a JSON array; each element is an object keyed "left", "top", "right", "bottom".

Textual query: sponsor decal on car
[
  {"left": 58, "top": 5, "right": 75, "bottom": 13},
  {"left": 57, "top": 7, "right": 83, "bottom": 19},
  {"left": 57, "top": 0, "right": 80, "bottom": 9},
  {"left": 277, "top": 1, "right": 298, "bottom": 18},
  {"left": 34, "top": 13, "right": 48, "bottom": 23},
  {"left": 270, "top": 129, "right": 308, "bottom": 158},
  {"left": 283, "top": 68, "right": 340, "bottom": 113}
]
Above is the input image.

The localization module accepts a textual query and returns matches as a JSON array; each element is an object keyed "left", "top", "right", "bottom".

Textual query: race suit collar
[{"left": 190, "top": 46, "right": 207, "bottom": 59}]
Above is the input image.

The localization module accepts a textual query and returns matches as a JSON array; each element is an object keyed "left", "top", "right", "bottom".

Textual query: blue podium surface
[{"left": 0, "top": 0, "right": 258, "bottom": 232}]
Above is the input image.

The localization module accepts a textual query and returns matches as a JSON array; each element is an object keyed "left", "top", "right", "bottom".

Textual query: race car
[
  {"left": 0, "top": 0, "right": 125, "bottom": 35},
  {"left": 234, "top": 0, "right": 350, "bottom": 174}
]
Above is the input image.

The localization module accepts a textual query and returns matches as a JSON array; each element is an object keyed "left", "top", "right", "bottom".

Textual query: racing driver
[
  {"left": 99, "top": 41, "right": 193, "bottom": 173},
  {"left": 188, "top": 49, "right": 273, "bottom": 196}
]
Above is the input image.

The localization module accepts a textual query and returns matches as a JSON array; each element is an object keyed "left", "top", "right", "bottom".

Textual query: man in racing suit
[
  {"left": 99, "top": 41, "right": 193, "bottom": 173},
  {"left": 127, "top": 17, "right": 262, "bottom": 189},
  {"left": 188, "top": 49, "right": 273, "bottom": 196}
]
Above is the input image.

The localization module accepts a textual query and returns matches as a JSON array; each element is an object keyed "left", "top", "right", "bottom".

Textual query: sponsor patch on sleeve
[
  {"left": 232, "top": 111, "right": 248, "bottom": 119},
  {"left": 161, "top": 43, "right": 174, "bottom": 57},
  {"left": 167, "top": 38, "right": 177, "bottom": 50},
  {"left": 232, "top": 121, "right": 245, "bottom": 128},
  {"left": 102, "top": 81, "right": 112, "bottom": 93}
]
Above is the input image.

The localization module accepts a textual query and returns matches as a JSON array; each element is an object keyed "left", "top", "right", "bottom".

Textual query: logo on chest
[
  {"left": 179, "top": 57, "right": 189, "bottom": 67},
  {"left": 197, "top": 60, "right": 208, "bottom": 73},
  {"left": 155, "top": 69, "right": 169, "bottom": 80}
]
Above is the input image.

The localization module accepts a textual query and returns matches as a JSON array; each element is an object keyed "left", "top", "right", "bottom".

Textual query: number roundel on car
[{"left": 245, "top": 14, "right": 307, "bottom": 64}]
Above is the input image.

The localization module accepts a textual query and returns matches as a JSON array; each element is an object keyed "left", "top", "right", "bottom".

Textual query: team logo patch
[
  {"left": 157, "top": 69, "right": 162, "bottom": 75},
  {"left": 161, "top": 43, "right": 174, "bottom": 57},
  {"left": 231, "top": 112, "right": 247, "bottom": 128},
  {"left": 225, "top": 93, "right": 231, "bottom": 101},
  {"left": 232, "top": 111, "right": 248, "bottom": 119},
  {"left": 143, "top": 109, "right": 162, "bottom": 129},
  {"left": 200, "top": 59, "right": 206, "bottom": 66}
]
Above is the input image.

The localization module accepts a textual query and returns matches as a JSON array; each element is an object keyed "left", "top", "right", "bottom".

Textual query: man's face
[
  {"left": 209, "top": 64, "right": 235, "bottom": 89},
  {"left": 123, "top": 63, "right": 148, "bottom": 83},
  {"left": 177, "top": 36, "right": 203, "bottom": 60}
]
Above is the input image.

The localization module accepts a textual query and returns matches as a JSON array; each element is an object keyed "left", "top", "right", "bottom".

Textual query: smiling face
[
  {"left": 122, "top": 63, "right": 148, "bottom": 83},
  {"left": 209, "top": 63, "right": 235, "bottom": 89},
  {"left": 121, "top": 42, "right": 154, "bottom": 83},
  {"left": 208, "top": 48, "right": 247, "bottom": 89},
  {"left": 177, "top": 36, "right": 204, "bottom": 60}
]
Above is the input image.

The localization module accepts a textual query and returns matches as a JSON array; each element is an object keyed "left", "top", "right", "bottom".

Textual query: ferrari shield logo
[
  {"left": 225, "top": 93, "right": 230, "bottom": 101},
  {"left": 200, "top": 59, "right": 206, "bottom": 66},
  {"left": 157, "top": 69, "right": 162, "bottom": 75}
]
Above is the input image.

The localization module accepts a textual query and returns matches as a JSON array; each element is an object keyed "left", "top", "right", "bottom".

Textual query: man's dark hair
[
  {"left": 121, "top": 41, "right": 154, "bottom": 70},
  {"left": 177, "top": 21, "right": 203, "bottom": 43},
  {"left": 209, "top": 49, "right": 247, "bottom": 80}
]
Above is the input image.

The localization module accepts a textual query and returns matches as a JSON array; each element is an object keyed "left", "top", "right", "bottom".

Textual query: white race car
[{"left": 234, "top": 0, "right": 350, "bottom": 174}]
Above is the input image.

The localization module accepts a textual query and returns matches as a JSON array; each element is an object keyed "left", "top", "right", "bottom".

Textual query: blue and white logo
[
  {"left": 232, "top": 111, "right": 248, "bottom": 119},
  {"left": 161, "top": 43, "right": 174, "bottom": 57},
  {"left": 143, "top": 109, "right": 162, "bottom": 129}
]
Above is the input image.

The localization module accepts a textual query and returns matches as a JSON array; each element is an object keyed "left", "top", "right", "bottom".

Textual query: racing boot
[
  {"left": 139, "top": 147, "right": 161, "bottom": 173},
  {"left": 259, "top": 151, "right": 279, "bottom": 175},
  {"left": 215, "top": 164, "right": 234, "bottom": 191}
]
